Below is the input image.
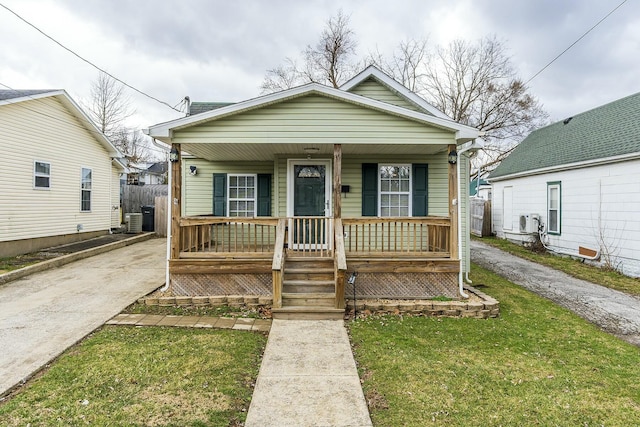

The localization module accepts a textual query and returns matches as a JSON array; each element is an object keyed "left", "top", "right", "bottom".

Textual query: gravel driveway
[{"left": 471, "top": 240, "right": 640, "bottom": 347}]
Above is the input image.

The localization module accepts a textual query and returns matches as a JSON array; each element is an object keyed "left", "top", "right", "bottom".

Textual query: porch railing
[
  {"left": 179, "top": 217, "right": 279, "bottom": 256},
  {"left": 342, "top": 217, "right": 451, "bottom": 257},
  {"left": 287, "top": 217, "right": 333, "bottom": 257}
]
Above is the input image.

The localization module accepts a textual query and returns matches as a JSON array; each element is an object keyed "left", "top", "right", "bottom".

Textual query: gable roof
[
  {"left": 490, "top": 92, "right": 640, "bottom": 181},
  {"left": 340, "top": 65, "right": 451, "bottom": 119},
  {"left": 0, "top": 89, "right": 124, "bottom": 165},
  {"left": 146, "top": 67, "right": 479, "bottom": 142}
]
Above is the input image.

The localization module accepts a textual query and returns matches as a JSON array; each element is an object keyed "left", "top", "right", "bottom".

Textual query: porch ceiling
[{"left": 181, "top": 143, "right": 449, "bottom": 161}]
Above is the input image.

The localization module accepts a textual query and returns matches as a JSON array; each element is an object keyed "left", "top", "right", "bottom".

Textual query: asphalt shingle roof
[
  {"left": 188, "top": 102, "right": 234, "bottom": 115},
  {"left": 0, "top": 89, "right": 56, "bottom": 101},
  {"left": 490, "top": 92, "right": 640, "bottom": 179}
]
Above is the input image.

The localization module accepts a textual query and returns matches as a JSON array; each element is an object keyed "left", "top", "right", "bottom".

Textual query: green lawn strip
[
  {"left": 349, "top": 264, "right": 640, "bottom": 426},
  {"left": 476, "top": 236, "right": 640, "bottom": 296},
  {"left": 0, "top": 326, "right": 266, "bottom": 426}
]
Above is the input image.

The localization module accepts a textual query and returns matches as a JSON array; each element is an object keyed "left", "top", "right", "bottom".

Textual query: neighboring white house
[
  {"left": 0, "top": 89, "right": 124, "bottom": 257},
  {"left": 489, "top": 92, "right": 640, "bottom": 277}
]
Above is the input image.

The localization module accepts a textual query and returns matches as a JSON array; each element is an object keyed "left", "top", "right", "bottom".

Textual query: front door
[{"left": 288, "top": 159, "right": 331, "bottom": 249}]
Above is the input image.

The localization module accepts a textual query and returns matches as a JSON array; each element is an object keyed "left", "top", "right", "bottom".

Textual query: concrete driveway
[
  {"left": 0, "top": 238, "right": 166, "bottom": 396},
  {"left": 471, "top": 239, "right": 640, "bottom": 347}
]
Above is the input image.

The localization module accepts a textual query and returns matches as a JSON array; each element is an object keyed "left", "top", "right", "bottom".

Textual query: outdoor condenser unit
[{"left": 519, "top": 214, "right": 539, "bottom": 234}]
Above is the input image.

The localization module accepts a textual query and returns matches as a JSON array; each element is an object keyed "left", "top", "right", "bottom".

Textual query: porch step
[
  {"left": 271, "top": 306, "right": 345, "bottom": 320},
  {"left": 283, "top": 280, "right": 335, "bottom": 293},
  {"left": 284, "top": 268, "right": 334, "bottom": 281},
  {"left": 282, "top": 292, "right": 335, "bottom": 307}
]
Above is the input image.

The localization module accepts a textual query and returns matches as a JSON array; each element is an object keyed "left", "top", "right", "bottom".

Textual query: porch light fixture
[
  {"left": 448, "top": 149, "right": 458, "bottom": 165},
  {"left": 169, "top": 146, "right": 179, "bottom": 163},
  {"left": 303, "top": 147, "right": 319, "bottom": 159}
]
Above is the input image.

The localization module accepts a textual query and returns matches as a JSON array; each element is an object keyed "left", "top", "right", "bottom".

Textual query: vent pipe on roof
[
  {"left": 184, "top": 96, "right": 191, "bottom": 116},
  {"left": 563, "top": 117, "right": 573, "bottom": 125}
]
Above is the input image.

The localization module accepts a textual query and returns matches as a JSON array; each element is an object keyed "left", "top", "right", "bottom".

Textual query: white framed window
[
  {"left": 379, "top": 165, "right": 411, "bottom": 217},
  {"left": 81, "top": 167, "right": 92, "bottom": 212},
  {"left": 34, "top": 161, "right": 51, "bottom": 189},
  {"left": 228, "top": 174, "right": 256, "bottom": 217},
  {"left": 547, "top": 182, "right": 561, "bottom": 234}
]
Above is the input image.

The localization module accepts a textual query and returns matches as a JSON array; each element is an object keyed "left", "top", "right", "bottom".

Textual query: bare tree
[
  {"left": 421, "top": 37, "right": 548, "bottom": 171},
  {"left": 85, "top": 72, "right": 152, "bottom": 167},
  {"left": 261, "top": 10, "right": 358, "bottom": 93},
  {"left": 368, "top": 38, "right": 429, "bottom": 92},
  {"left": 86, "top": 72, "right": 134, "bottom": 136}
]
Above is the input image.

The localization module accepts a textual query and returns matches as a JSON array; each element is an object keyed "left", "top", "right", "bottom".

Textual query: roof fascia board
[
  {"left": 340, "top": 65, "right": 450, "bottom": 119},
  {"left": 0, "top": 89, "right": 64, "bottom": 107},
  {"left": 1, "top": 89, "right": 123, "bottom": 158},
  {"left": 53, "top": 91, "right": 123, "bottom": 158},
  {"left": 146, "top": 82, "right": 479, "bottom": 139},
  {"left": 488, "top": 152, "right": 640, "bottom": 182}
]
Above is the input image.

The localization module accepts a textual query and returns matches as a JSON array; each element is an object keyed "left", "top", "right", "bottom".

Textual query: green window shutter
[
  {"left": 212, "top": 173, "right": 227, "bottom": 216},
  {"left": 362, "top": 163, "right": 378, "bottom": 216},
  {"left": 257, "top": 174, "right": 271, "bottom": 217},
  {"left": 412, "top": 164, "right": 428, "bottom": 216}
]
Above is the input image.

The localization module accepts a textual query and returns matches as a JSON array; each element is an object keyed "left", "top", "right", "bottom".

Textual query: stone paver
[{"left": 216, "top": 318, "right": 237, "bottom": 329}]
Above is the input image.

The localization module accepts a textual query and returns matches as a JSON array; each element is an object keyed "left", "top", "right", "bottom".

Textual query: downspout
[
  {"left": 150, "top": 137, "right": 172, "bottom": 292},
  {"left": 456, "top": 139, "right": 484, "bottom": 297}
]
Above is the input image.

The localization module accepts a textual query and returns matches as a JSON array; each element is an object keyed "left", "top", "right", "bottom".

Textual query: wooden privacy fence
[
  {"left": 121, "top": 184, "right": 168, "bottom": 214},
  {"left": 470, "top": 198, "right": 492, "bottom": 237},
  {"left": 154, "top": 196, "right": 168, "bottom": 237},
  {"left": 342, "top": 217, "right": 451, "bottom": 256}
]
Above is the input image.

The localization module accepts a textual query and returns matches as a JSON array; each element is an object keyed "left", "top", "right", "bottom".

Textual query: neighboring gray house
[{"left": 489, "top": 92, "right": 640, "bottom": 277}]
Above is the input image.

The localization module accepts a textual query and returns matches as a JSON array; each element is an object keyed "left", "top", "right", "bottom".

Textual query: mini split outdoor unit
[{"left": 519, "top": 213, "right": 539, "bottom": 234}]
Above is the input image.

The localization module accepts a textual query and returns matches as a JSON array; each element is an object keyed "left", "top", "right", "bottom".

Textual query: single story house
[
  {"left": 489, "top": 92, "right": 640, "bottom": 277},
  {"left": 145, "top": 66, "right": 482, "bottom": 318},
  {"left": 0, "top": 90, "right": 124, "bottom": 257}
]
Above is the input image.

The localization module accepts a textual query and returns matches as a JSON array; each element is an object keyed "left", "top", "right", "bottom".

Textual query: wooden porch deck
[{"left": 169, "top": 216, "right": 458, "bottom": 319}]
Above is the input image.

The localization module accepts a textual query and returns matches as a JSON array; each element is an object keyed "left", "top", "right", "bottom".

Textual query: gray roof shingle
[
  {"left": 188, "top": 102, "right": 234, "bottom": 115},
  {"left": 0, "top": 89, "right": 56, "bottom": 101},
  {"left": 490, "top": 92, "right": 640, "bottom": 179}
]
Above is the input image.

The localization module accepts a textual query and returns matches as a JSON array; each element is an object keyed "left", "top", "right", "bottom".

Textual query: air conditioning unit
[
  {"left": 519, "top": 214, "right": 539, "bottom": 234},
  {"left": 127, "top": 213, "right": 143, "bottom": 233}
]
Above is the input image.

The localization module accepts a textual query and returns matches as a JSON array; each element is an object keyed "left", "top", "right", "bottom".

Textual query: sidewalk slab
[{"left": 245, "top": 320, "right": 372, "bottom": 427}]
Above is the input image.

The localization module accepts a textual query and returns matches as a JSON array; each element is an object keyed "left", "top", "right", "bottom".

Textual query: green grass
[
  {"left": 0, "top": 326, "right": 266, "bottom": 426},
  {"left": 349, "top": 264, "right": 640, "bottom": 426},
  {"left": 477, "top": 236, "right": 640, "bottom": 296}
]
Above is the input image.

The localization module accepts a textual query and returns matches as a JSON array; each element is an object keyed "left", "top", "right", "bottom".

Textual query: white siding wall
[
  {"left": 491, "top": 159, "right": 640, "bottom": 277},
  {"left": 0, "top": 97, "right": 116, "bottom": 242}
]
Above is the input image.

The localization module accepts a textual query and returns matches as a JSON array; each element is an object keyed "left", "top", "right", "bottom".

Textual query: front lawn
[
  {"left": 0, "top": 326, "right": 266, "bottom": 426},
  {"left": 349, "top": 264, "right": 640, "bottom": 426}
]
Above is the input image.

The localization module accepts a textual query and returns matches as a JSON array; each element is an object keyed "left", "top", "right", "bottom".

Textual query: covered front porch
[{"left": 167, "top": 142, "right": 462, "bottom": 319}]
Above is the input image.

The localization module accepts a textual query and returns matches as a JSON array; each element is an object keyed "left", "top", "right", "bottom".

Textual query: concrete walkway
[
  {"left": 0, "top": 238, "right": 166, "bottom": 396},
  {"left": 245, "top": 319, "right": 373, "bottom": 427},
  {"left": 471, "top": 240, "right": 640, "bottom": 346}
]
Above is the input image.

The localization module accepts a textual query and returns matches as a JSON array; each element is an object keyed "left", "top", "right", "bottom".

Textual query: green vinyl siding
[
  {"left": 181, "top": 159, "right": 273, "bottom": 216},
  {"left": 340, "top": 154, "right": 449, "bottom": 218},
  {"left": 172, "top": 95, "right": 452, "bottom": 148},
  {"left": 347, "top": 78, "right": 424, "bottom": 112}
]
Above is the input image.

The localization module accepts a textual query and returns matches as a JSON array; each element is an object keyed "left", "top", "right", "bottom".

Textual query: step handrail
[
  {"left": 272, "top": 218, "right": 287, "bottom": 308},
  {"left": 334, "top": 218, "right": 347, "bottom": 309}
]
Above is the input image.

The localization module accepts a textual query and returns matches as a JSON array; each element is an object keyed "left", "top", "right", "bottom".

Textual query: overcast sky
[{"left": 2, "top": 0, "right": 638, "bottom": 148}]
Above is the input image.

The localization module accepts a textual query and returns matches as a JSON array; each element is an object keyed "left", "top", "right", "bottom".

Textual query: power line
[
  {"left": 0, "top": 82, "right": 169, "bottom": 157},
  {"left": 0, "top": 2, "right": 180, "bottom": 113},
  {"left": 525, "top": 0, "right": 628, "bottom": 85}
]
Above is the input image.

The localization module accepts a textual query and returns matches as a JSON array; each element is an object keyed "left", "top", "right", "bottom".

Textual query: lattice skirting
[
  {"left": 345, "top": 272, "right": 459, "bottom": 299},
  {"left": 170, "top": 273, "right": 271, "bottom": 296}
]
